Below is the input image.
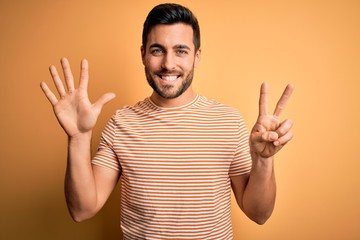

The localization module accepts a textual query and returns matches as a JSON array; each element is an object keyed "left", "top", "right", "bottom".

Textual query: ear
[
  {"left": 141, "top": 45, "right": 146, "bottom": 65},
  {"left": 194, "top": 48, "right": 202, "bottom": 67}
]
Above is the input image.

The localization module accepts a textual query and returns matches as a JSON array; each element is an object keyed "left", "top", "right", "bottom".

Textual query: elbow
[
  {"left": 253, "top": 216, "right": 269, "bottom": 225},
  {"left": 249, "top": 211, "right": 272, "bottom": 225},
  {"left": 71, "top": 214, "right": 89, "bottom": 223},
  {"left": 68, "top": 206, "right": 97, "bottom": 223},
  {"left": 241, "top": 198, "right": 275, "bottom": 225},
  {"left": 70, "top": 211, "right": 95, "bottom": 223},
  {"left": 65, "top": 198, "right": 100, "bottom": 222}
]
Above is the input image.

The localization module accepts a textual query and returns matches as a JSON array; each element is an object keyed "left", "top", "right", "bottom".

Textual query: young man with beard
[{"left": 40, "top": 3, "right": 294, "bottom": 239}]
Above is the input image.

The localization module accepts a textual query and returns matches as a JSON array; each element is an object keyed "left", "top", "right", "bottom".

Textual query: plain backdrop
[{"left": 1, "top": 0, "right": 359, "bottom": 239}]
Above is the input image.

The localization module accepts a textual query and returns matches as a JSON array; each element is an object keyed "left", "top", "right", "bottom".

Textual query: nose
[{"left": 161, "top": 53, "right": 176, "bottom": 70}]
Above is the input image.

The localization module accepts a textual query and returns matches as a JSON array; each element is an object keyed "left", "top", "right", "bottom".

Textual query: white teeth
[{"left": 161, "top": 75, "right": 178, "bottom": 81}]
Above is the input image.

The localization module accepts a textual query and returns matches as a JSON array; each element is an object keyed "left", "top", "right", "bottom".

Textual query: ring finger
[{"left": 49, "top": 65, "right": 66, "bottom": 97}]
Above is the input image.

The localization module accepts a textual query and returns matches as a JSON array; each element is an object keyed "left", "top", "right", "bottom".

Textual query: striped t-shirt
[{"left": 92, "top": 95, "right": 252, "bottom": 239}]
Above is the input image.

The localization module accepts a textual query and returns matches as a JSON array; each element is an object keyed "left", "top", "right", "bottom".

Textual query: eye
[
  {"left": 151, "top": 48, "right": 164, "bottom": 56},
  {"left": 176, "top": 50, "right": 188, "bottom": 55}
]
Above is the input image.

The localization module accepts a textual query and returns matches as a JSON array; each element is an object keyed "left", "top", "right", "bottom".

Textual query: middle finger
[{"left": 61, "top": 58, "right": 75, "bottom": 92}]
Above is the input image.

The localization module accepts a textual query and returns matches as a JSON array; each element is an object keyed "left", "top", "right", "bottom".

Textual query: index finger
[
  {"left": 258, "top": 82, "right": 269, "bottom": 116},
  {"left": 273, "top": 84, "right": 294, "bottom": 117}
]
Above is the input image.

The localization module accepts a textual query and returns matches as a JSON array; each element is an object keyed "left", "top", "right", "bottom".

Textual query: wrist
[
  {"left": 250, "top": 151, "right": 274, "bottom": 166},
  {"left": 68, "top": 131, "right": 93, "bottom": 143},
  {"left": 67, "top": 131, "right": 93, "bottom": 164}
]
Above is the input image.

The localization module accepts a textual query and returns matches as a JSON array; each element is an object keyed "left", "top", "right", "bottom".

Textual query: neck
[{"left": 150, "top": 89, "right": 197, "bottom": 108}]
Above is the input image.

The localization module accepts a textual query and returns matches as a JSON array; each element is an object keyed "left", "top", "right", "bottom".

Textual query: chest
[{"left": 113, "top": 117, "right": 239, "bottom": 178}]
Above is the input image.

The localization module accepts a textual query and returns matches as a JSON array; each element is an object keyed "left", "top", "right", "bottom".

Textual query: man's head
[
  {"left": 141, "top": 3, "right": 202, "bottom": 102},
  {"left": 142, "top": 3, "right": 201, "bottom": 52}
]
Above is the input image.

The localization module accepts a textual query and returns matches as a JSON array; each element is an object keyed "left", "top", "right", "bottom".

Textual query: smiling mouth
[
  {"left": 160, "top": 75, "right": 179, "bottom": 81},
  {"left": 159, "top": 75, "right": 180, "bottom": 81}
]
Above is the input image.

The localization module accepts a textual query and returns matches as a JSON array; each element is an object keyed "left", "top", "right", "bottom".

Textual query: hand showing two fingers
[
  {"left": 250, "top": 83, "right": 294, "bottom": 158},
  {"left": 40, "top": 58, "right": 116, "bottom": 137}
]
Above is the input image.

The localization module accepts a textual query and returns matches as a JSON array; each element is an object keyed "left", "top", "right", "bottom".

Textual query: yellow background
[{"left": 1, "top": 0, "right": 359, "bottom": 239}]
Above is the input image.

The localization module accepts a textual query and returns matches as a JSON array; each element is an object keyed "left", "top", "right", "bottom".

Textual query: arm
[
  {"left": 231, "top": 83, "right": 294, "bottom": 224},
  {"left": 40, "top": 58, "right": 118, "bottom": 222},
  {"left": 231, "top": 156, "right": 276, "bottom": 225},
  {"left": 65, "top": 133, "right": 120, "bottom": 222}
]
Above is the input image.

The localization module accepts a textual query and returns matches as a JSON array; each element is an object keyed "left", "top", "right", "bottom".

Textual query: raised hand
[
  {"left": 250, "top": 83, "right": 294, "bottom": 158},
  {"left": 40, "top": 58, "right": 115, "bottom": 137}
]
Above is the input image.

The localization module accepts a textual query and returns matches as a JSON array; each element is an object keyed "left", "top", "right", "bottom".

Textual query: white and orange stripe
[{"left": 92, "top": 95, "right": 252, "bottom": 240}]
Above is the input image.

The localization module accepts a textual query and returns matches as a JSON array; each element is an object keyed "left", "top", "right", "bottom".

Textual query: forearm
[
  {"left": 65, "top": 132, "right": 98, "bottom": 222},
  {"left": 242, "top": 153, "right": 276, "bottom": 224}
]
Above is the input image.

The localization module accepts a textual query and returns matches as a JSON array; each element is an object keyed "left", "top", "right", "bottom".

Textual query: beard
[{"left": 145, "top": 66, "right": 194, "bottom": 99}]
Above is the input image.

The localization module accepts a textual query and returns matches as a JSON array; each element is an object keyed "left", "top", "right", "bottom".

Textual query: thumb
[
  {"left": 261, "top": 131, "right": 279, "bottom": 142},
  {"left": 251, "top": 131, "right": 278, "bottom": 144},
  {"left": 93, "top": 92, "right": 116, "bottom": 112}
]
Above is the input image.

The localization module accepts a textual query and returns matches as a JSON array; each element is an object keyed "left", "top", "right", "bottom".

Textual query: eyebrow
[
  {"left": 149, "top": 43, "right": 191, "bottom": 51},
  {"left": 174, "top": 44, "right": 191, "bottom": 50},
  {"left": 149, "top": 43, "right": 165, "bottom": 50}
]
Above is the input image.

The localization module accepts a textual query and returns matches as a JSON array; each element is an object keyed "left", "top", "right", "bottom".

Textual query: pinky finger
[
  {"left": 273, "top": 131, "right": 293, "bottom": 147},
  {"left": 40, "top": 82, "right": 58, "bottom": 106}
]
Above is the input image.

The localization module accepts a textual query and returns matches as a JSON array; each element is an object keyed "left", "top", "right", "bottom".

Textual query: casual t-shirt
[{"left": 92, "top": 95, "right": 252, "bottom": 239}]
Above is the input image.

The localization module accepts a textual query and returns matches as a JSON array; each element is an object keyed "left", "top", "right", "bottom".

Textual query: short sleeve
[
  {"left": 92, "top": 115, "right": 121, "bottom": 172},
  {"left": 229, "top": 115, "right": 252, "bottom": 177}
]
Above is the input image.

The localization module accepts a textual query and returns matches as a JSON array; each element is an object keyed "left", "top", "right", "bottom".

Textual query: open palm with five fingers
[
  {"left": 250, "top": 83, "right": 294, "bottom": 158},
  {"left": 40, "top": 58, "right": 116, "bottom": 137}
]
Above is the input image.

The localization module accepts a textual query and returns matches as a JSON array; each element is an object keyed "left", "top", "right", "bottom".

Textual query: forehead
[{"left": 146, "top": 23, "right": 194, "bottom": 49}]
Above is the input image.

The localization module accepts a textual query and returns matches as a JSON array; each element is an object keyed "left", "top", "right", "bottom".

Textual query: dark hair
[{"left": 142, "top": 3, "right": 201, "bottom": 51}]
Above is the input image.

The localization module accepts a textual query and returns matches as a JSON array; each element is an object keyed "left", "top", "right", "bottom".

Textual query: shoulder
[
  {"left": 109, "top": 98, "right": 155, "bottom": 125},
  {"left": 112, "top": 98, "right": 150, "bottom": 115},
  {"left": 194, "top": 95, "right": 242, "bottom": 117},
  {"left": 198, "top": 96, "right": 250, "bottom": 129}
]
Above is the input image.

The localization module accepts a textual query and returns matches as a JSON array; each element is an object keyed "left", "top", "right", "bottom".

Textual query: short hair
[{"left": 142, "top": 3, "right": 201, "bottom": 51}]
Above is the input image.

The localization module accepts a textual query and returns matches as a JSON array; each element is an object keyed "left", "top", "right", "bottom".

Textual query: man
[{"left": 40, "top": 3, "right": 294, "bottom": 239}]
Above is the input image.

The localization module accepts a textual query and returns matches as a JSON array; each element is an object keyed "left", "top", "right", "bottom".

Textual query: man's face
[{"left": 141, "top": 23, "right": 201, "bottom": 99}]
